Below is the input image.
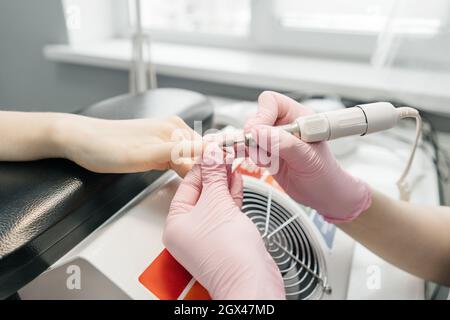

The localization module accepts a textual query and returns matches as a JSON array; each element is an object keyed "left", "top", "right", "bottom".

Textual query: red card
[
  {"left": 139, "top": 249, "right": 211, "bottom": 300},
  {"left": 184, "top": 280, "right": 211, "bottom": 300},
  {"left": 139, "top": 249, "right": 192, "bottom": 300}
]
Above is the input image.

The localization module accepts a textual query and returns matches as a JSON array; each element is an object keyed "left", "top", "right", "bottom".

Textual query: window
[
  {"left": 275, "top": 0, "right": 448, "bottom": 36},
  {"left": 134, "top": 0, "right": 251, "bottom": 36},
  {"left": 122, "top": 0, "right": 450, "bottom": 64}
]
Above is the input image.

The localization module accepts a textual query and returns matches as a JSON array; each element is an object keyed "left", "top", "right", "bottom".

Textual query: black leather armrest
[{"left": 0, "top": 88, "right": 214, "bottom": 298}]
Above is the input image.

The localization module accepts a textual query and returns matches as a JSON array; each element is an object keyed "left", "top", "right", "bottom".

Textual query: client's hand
[
  {"left": 163, "top": 144, "right": 285, "bottom": 300},
  {"left": 55, "top": 114, "right": 202, "bottom": 176}
]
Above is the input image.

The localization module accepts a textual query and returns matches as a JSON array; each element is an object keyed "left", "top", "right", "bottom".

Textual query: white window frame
[
  {"left": 52, "top": 0, "right": 450, "bottom": 114},
  {"left": 113, "top": 0, "right": 450, "bottom": 64}
]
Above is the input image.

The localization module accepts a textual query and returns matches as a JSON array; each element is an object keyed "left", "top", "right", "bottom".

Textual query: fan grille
[{"left": 242, "top": 188, "right": 326, "bottom": 300}]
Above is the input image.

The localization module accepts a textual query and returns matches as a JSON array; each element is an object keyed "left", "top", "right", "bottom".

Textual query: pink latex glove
[
  {"left": 245, "top": 91, "right": 372, "bottom": 223},
  {"left": 163, "top": 144, "right": 285, "bottom": 300}
]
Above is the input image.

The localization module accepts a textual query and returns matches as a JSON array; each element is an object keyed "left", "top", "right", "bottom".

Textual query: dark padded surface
[{"left": 0, "top": 88, "right": 214, "bottom": 299}]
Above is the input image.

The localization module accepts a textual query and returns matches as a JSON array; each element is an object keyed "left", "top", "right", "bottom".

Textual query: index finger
[{"left": 245, "top": 91, "right": 313, "bottom": 130}]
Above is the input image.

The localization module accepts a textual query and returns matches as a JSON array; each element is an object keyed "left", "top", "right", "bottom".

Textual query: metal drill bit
[
  {"left": 221, "top": 122, "right": 300, "bottom": 147},
  {"left": 220, "top": 132, "right": 253, "bottom": 147}
]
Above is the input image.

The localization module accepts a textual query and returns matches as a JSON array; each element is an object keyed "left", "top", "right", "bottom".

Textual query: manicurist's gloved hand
[
  {"left": 163, "top": 144, "right": 285, "bottom": 300},
  {"left": 245, "top": 91, "right": 372, "bottom": 223}
]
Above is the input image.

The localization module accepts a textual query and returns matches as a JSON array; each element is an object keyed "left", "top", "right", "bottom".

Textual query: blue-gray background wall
[
  {"left": 0, "top": 0, "right": 129, "bottom": 112},
  {"left": 0, "top": 0, "right": 261, "bottom": 113}
]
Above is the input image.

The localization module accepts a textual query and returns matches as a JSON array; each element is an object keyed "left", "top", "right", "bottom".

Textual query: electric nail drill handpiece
[
  {"left": 228, "top": 102, "right": 422, "bottom": 201},
  {"left": 242, "top": 102, "right": 420, "bottom": 144}
]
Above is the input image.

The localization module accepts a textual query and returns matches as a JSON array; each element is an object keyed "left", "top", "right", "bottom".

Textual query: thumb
[
  {"left": 229, "top": 171, "right": 243, "bottom": 208},
  {"left": 196, "top": 145, "right": 240, "bottom": 220},
  {"left": 201, "top": 143, "right": 229, "bottom": 192},
  {"left": 168, "top": 165, "right": 202, "bottom": 217},
  {"left": 198, "top": 143, "right": 240, "bottom": 214}
]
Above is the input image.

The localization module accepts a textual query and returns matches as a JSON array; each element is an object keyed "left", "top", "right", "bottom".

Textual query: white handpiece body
[
  {"left": 238, "top": 102, "right": 420, "bottom": 202},
  {"left": 293, "top": 102, "right": 399, "bottom": 142}
]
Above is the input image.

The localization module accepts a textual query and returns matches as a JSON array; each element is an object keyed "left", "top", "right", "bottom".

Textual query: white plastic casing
[
  {"left": 296, "top": 102, "right": 398, "bottom": 142},
  {"left": 296, "top": 114, "right": 330, "bottom": 142},
  {"left": 358, "top": 102, "right": 398, "bottom": 134}
]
